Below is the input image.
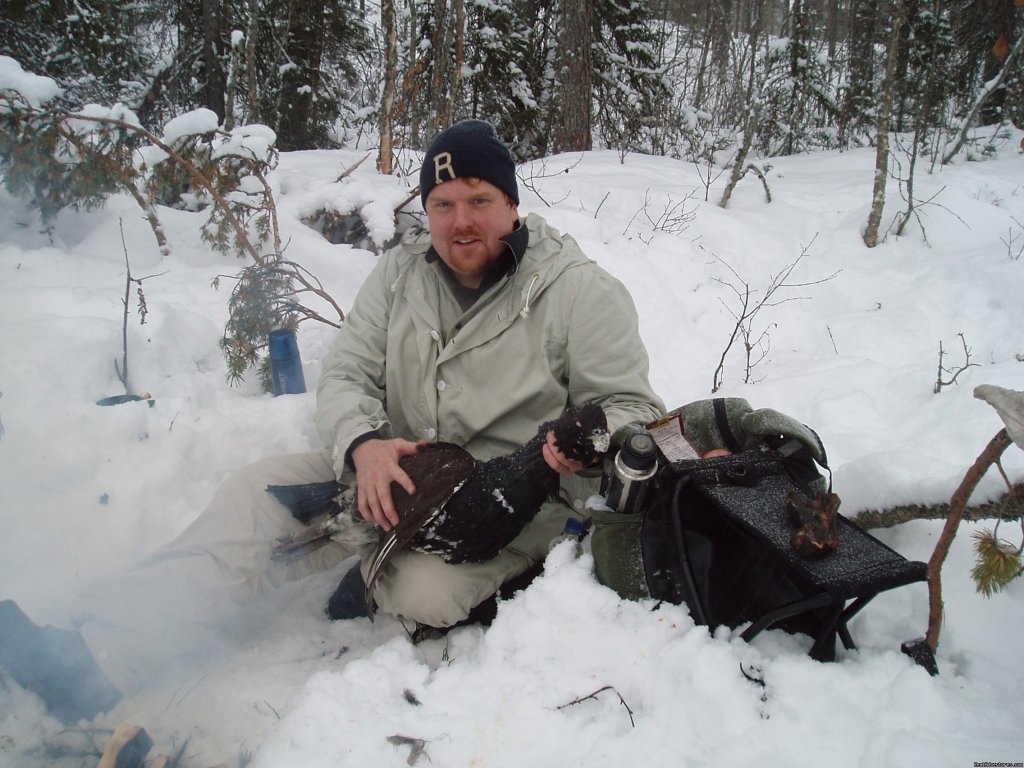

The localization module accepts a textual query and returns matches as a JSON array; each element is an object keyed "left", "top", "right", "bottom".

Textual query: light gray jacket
[{"left": 314, "top": 211, "right": 664, "bottom": 508}]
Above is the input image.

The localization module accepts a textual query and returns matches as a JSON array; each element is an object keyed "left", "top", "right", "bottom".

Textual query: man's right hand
[{"left": 350, "top": 438, "right": 423, "bottom": 531}]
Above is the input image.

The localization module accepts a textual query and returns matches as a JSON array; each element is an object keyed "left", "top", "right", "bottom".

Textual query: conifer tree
[
  {"left": 461, "top": 0, "right": 546, "bottom": 156},
  {"left": 269, "top": 0, "right": 371, "bottom": 150},
  {"left": 591, "top": 0, "right": 671, "bottom": 154},
  {"left": 0, "top": 0, "right": 152, "bottom": 108},
  {"left": 552, "top": 0, "right": 594, "bottom": 152}
]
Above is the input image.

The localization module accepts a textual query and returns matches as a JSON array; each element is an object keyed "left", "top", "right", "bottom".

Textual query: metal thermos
[
  {"left": 603, "top": 432, "right": 658, "bottom": 514},
  {"left": 268, "top": 327, "right": 307, "bottom": 395}
]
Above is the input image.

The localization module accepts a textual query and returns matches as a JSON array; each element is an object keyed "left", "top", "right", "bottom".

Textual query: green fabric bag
[{"left": 590, "top": 506, "right": 650, "bottom": 601}]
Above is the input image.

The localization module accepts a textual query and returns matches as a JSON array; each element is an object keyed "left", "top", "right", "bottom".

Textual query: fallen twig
[
  {"left": 557, "top": 684, "right": 636, "bottom": 728},
  {"left": 387, "top": 734, "right": 431, "bottom": 765}
]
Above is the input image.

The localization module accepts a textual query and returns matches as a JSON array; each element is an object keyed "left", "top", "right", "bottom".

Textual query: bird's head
[{"left": 549, "top": 403, "right": 610, "bottom": 467}]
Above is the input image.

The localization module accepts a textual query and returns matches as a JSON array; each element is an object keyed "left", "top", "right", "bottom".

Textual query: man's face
[{"left": 425, "top": 177, "right": 519, "bottom": 289}]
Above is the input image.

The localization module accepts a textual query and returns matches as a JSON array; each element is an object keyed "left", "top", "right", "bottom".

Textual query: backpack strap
[{"left": 712, "top": 398, "right": 744, "bottom": 454}]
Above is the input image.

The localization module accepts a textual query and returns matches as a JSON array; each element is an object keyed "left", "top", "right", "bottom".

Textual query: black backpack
[
  {"left": 591, "top": 399, "right": 844, "bottom": 654},
  {"left": 640, "top": 445, "right": 832, "bottom": 636},
  {"left": 591, "top": 398, "right": 927, "bottom": 662}
]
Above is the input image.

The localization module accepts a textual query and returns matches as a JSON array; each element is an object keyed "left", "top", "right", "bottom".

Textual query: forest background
[{"left": 2, "top": 0, "right": 1022, "bottom": 175}]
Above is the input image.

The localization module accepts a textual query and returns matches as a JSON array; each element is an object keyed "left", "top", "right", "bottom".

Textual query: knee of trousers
[
  {"left": 174, "top": 450, "right": 336, "bottom": 545},
  {"left": 365, "top": 500, "right": 576, "bottom": 627},
  {"left": 367, "top": 547, "right": 533, "bottom": 628}
]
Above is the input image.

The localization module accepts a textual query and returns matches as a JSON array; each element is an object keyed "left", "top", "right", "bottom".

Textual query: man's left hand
[{"left": 542, "top": 430, "right": 585, "bottom": 475}]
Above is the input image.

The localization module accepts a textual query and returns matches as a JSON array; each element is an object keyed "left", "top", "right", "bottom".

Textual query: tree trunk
[
  {"left": 719, "top": 8, "right": 770, "bottom": 209},
  {"left": 552, "top": 0, "right": 592, "bottom": 152},
  {"left": 979, "top": 0, "right": 1019, "bottom": 125},
  {"left": 201, "top": 0, "right": 226, "bottom": 122},
  {"left": 435, "top": 0, "right": 465, "bottom": 130},
  {"left": 692, "top": 0, "right": 715, "bottom": 110},
  {"left": 841, "top": 0, "right": 878, "bottom": 146},
  {"left": 710, "top": 0, "right": 732, "bottom": 102},
  {"left": 426, "top": 0, "right": 452, "bottom": 140},
  {"left": 378, "top": 0, "right": 398, "bottom": 174},
  {"left": 244, "top": 0, "right": 260, "bottom": 124},
  {"left": 863, "top": 1, "right": 904, "bottom": 248},
  {"left": 784, "top": 0, "right": 811, "bottom": 156},
  {"left": 276, "top": 0, "right": 326, "bottom": 151}
]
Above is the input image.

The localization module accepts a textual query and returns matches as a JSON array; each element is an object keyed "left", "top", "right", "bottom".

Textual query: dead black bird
[{"left": 268, "top": 403, "right": 609, "bottom": 617}]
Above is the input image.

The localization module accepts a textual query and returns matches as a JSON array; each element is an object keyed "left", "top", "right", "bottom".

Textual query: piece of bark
[{"left": 787, "top": 491, "right": 840, "bottom": 559}]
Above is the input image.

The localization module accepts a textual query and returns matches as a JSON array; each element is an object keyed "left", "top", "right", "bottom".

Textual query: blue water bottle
[
  {"left": 549, "top": 517, "right": 586, "bottom": 556},
  {"left": 268, "top": 327, "right": 306, "bottom": 395}
]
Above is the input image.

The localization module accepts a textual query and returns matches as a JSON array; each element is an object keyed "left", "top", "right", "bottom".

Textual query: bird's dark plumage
[
  {"left": 267, "top": 404, "right": 610, "bottom": 619},
  {"left": 363, "top": 403, "right": 609, "bottom": 615},
  {"left": 391, "top": 403, "right": 608, "bottom": 562}
]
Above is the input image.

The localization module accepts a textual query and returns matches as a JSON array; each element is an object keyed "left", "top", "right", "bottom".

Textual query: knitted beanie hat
[{"left": 419, "top": 119, "right": 519, "bottom": 207}]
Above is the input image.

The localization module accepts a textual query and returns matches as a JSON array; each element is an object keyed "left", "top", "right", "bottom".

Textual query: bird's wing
[
  {"left": 364, "top": 532, "right": 404, "bottom": 620},
  {"left": 364, "top": 443, "right": 475, "bottom": 619}
]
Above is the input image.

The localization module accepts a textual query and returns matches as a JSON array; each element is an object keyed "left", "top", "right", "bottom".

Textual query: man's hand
[
  {"left": 351, "top": 438, "right": 424, "bottom": 530},
  {"left": 542, "top": 430, "right": 585, "bottom": 475}
]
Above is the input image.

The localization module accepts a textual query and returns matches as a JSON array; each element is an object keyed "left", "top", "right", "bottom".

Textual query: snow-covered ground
[{"left": 1, "top": 110, "right": 1023, "bottom": 766}]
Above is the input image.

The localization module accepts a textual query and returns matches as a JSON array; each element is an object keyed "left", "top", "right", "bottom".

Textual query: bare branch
[
  {"left": 711, "top": 236, "right": 838, "bottom": 391},
  {"left": 926, "top": 430, "right": 1013, "bottom": 652},
  {"left": 933, "top": 332, "right": 979, "bottom": 394},
  {"left": 557, "top": 685, "right": 636, "bottom": 728}
]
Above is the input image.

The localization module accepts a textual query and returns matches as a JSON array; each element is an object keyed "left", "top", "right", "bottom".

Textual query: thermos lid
[{"left": 619, "top": 432, "right": 657, "bottom": 471}]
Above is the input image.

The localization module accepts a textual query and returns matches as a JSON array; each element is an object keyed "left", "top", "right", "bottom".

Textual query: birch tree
[{"left": 863, "top": 0, "right": 905, "bottom": 248}]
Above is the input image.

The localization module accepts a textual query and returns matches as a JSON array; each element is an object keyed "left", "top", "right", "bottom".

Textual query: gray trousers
[{"left": 76, "top": 450, "right": 572, "bottom": 693}]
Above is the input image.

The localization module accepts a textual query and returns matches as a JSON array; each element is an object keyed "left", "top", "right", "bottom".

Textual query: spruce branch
[
  {"left": 52, "top": 121, "right": 171, "bottom": 257},
  {"left": 37, "top": 107, "right": 265, "bottom": 264},
  {"left": 2, "top": 100, "right": 347, "bottom": 388},
  {"left": 970, "top": 457, "right": 1023, "bottom": 597},
  {"left": 970, "top": 525, "right": 1023, "bottom": 597}
]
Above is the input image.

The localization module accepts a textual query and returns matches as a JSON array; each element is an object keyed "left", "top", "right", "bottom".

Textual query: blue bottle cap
[{"left": 563, "top": 518, "right": 585, "bottom": 537}]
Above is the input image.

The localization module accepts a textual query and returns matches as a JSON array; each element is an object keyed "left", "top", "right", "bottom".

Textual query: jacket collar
[{"left": 423, "top": 219, "right": 529, "bottom": 279}]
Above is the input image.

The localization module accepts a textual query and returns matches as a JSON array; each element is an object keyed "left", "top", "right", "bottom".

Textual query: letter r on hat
[{"left": 433, "top": 152, "right": 456, "bottom": 184}]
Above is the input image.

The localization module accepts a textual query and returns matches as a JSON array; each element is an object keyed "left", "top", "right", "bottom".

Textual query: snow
[
  {"left": 67, "top": 103, "right": 143, "bottom": 133},
  {"left": 2, "top": 129, "right": 1024, "bottom": 767},
  {"left": 212, "top": 124, "right": 278, "bottom": 163},
  {"left": 161, "top": 108, "right": 221, "bottom": 145},
  {"left": 0, "top": 56, "right": 61, "bottom": 108}
]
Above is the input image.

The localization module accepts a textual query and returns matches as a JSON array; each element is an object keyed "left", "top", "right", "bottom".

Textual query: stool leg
[{"left": 809, "top": 602, "right": 846, "bottom": 661}]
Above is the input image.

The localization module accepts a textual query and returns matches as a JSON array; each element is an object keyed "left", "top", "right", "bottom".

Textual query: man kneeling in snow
[{"left": 0, "top": 119, "right": 663, "bottom": 722}]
